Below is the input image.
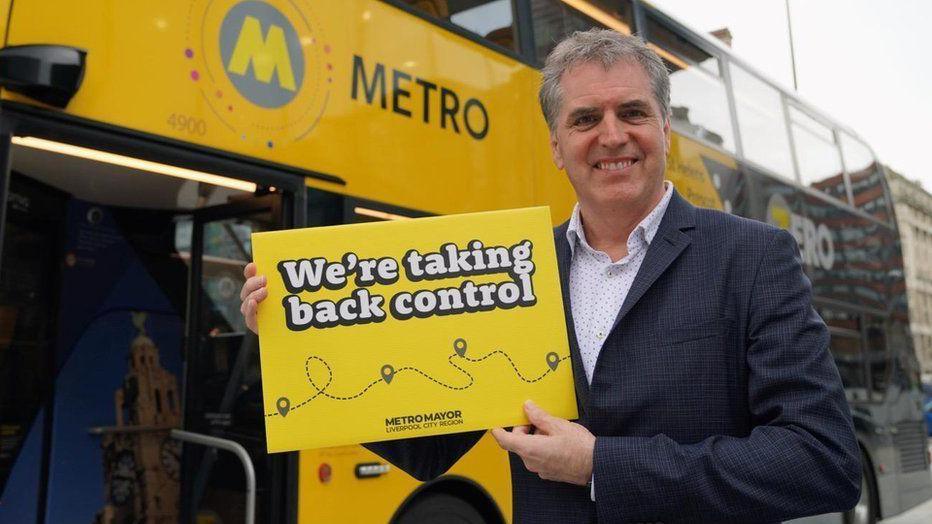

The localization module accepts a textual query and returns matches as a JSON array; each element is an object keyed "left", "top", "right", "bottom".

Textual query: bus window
[
  {"left": 402, "top": 0, "right": 518, "bottom": 52},
  {"left": 644, "top": 14, "right": 735, "bottom": 152},
  {"left": 864, "top": 317, "right": 890, "bottom": 402},
  {"left": 788, "top": 105, "right": 848, "bottom": 203},
  {"left": 830, "top": 333, "right": 869, "bottom": 403},
  {"left": 840, "top": 131, "right": 891, "bottom": 223},
  {"left": 731, "top": 65, "right": 794, "bottom": 179},
  {"left": 306, "top": 188, "right": 344, "bottom": 228},
  {"left": 528, "top": 0, "right": 633, "bottom": 64},
  {"left": 0, "top": 174, "right": 66, "bottom": 497},
  {"left": 820, "top": 307, "right": 868, "bottom": 402}
]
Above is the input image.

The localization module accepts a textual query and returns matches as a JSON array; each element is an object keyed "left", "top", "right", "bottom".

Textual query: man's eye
[
  {"left": 573, "top": 115, "right": 597, "bottom": 126},
  {"left": 622, "top": 109, "right": 647, "bottom": 119}
]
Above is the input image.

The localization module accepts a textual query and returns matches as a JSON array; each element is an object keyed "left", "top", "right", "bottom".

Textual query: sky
[{"left": 647, "top": 0, "right": 932, "bottom": 189}]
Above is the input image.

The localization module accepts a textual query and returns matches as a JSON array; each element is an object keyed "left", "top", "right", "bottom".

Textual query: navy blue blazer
[{"left": 366, "top": 191, "right": 861, "bottom": 523}]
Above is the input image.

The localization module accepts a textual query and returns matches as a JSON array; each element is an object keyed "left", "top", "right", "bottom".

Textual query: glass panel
[
  {"left": 646, "top": 15, "right": 734, "bottom": 151},
  {"left": 529, "top": 0, "right": 634, "bottom": 64},
  {"left": 864, "top": 317, "right": 889, "bottom": 401},
  {"left": 200, "top": 215, "right": 270, "bottom": 336},
  {"left": 530, "top": 0, "right": 602, "bottom": 63},
  {"left": 185, "top": 210, "right": 278, "bottom": 522},
  {"left": 830, "top": 334, "right": 868, "bottom": 402},
  {"left": 0, "top": 174, "right": 65, "bottom": 494},
  {"left": 732, "top": 65, "right": 794, "bottom": 178},
  {"left": 789, "top": 106, "right": 847, "bottom": 202},
  {"left": 840, "top": 131, "right": 891, "bottom": 222},
  {"left": 404, "top": 0, "right": 518, "bottom": 52},
  {"left": 820, "top": 306, "right": 860, "bottom": 332},
  {"left": 820, "top": 307, "right": 867, "bottom": 402}
]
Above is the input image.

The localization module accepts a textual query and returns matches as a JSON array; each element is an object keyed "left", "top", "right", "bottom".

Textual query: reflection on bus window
[
  {"left": 645, "top": 14, "right": 734, "bottom": 152},
  {"left": 0, "top": 174, "right": 65, "bottom": 495},
  {"left": 403, "top": 0, "right": 517, "bottom": 52},
  {"left": 840, "top": 131, "right": 891, "bottom": 222},
  {"left": 821, "top": 307, "right": 868, "bottom": 402},
  {"left": 731, "top": 65, "right": 794, "bottom": 179},
  {"left": 821, "top": 306, "right": 861, "bottom": 332},
  {"left": 529, "top": 0, "right": 633, "bottom": 64},
  {"left": 789, "top": 105, "right": 847, "bottom": 203},
  {"left": 865, "top": 317, "right": 890, "bottom": 401},
  {"left": 830, "top": 334, "right": 868, "bottom": 402}
]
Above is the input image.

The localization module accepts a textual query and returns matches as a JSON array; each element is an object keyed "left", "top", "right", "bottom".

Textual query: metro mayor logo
[
  {"left": 385, "top": 409, "right": 464, "bottom": 433},
  {"left": 219, "top": 1, "right": 304, "bottom": 108}
]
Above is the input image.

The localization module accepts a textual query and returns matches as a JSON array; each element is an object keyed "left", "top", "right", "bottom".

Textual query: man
[{"left": 241, "top": 29, "right": 860, "bottom": 522}]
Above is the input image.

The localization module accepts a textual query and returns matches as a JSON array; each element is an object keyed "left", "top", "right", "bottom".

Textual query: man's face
[{"left": 550, "top": 59, "right": 671, "bottom": 214}]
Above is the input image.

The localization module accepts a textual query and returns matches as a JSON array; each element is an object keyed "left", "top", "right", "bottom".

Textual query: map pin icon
[
  {"left": 546, "top": 352, "right": 560, "bottom": 371},
  {"left": 453, "top": 338, "right": 467, "bottom": 357},
  {"left": 277, "top": 397, "right": 290, "bottom": 417},
  {"left": 381, "top": 364, "right": 395, "bottom": 384}
]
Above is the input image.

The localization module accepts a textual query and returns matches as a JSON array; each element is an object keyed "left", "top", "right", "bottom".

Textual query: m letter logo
[{"left": 220, "top": 1, "right": 305, "bottom": 108}]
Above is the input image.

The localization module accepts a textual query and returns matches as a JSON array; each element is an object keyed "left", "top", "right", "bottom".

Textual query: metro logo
[
  {"left": 219, "top": 1, "right": 305, "bottom": 108},
  {"left": 766, "top": 193, "right": 835, "bottom": 270},
  {"left": 226, "top": 16, "right": 297, "bottom": 92}
]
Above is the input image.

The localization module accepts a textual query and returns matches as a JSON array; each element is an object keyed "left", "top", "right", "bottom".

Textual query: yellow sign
[{"left": 252, "top": 207, "right": 576, "bottom": 452}]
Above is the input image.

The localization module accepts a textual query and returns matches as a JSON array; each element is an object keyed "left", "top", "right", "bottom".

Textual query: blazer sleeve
[
  {"left": 362, "top": 430, "right": 485, "bottom": 482},
  {"left": 591, "top": 228, "right": 862, "bottom": 523}
]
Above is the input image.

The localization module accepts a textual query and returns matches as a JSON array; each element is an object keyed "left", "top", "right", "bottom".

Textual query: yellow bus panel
[{"left": 4, "top": 0, "right": 555, "bottom": 216}]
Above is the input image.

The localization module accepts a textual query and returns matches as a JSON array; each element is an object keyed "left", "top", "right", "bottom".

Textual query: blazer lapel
[
  {"left": 610, "top": 190, "right": 696, "bottom": 333},
  {"left": 554, "top": 223, "right": 589, "bottom": 418}
]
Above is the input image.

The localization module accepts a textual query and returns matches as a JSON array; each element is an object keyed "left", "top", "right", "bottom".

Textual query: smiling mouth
[{"left": 594, "top": 159, "right": 637, "bottom": 171}]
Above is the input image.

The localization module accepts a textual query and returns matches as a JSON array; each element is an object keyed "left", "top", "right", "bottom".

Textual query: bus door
[{"left": 180, "top": 193, "right": 293, "bottom": 524}]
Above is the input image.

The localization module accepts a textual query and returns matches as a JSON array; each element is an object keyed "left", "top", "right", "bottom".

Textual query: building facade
[{"left": 887, "top": 167, "right": 932, "bottom": 379}]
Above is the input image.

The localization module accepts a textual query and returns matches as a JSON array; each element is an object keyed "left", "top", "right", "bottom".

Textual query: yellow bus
[{"left": 0, "top": 1, "right": 926, "bottom": 523}]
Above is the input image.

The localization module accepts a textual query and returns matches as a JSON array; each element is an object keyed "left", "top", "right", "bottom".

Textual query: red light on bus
[
  {"left": 877, "top": 463, "right": 886, "bottom": 474},
  {"left": 318, "top": 463, "right": 332, "bottom": 483}
]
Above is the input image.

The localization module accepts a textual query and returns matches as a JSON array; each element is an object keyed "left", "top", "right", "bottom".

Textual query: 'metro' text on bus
[{"left": 351, "top": 55, "right": 489, "bottom": 140}]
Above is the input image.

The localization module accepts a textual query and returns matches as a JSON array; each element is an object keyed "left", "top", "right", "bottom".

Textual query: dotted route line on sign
[{"left": 265, "top": 338, "right": 570, "bottom": 418}]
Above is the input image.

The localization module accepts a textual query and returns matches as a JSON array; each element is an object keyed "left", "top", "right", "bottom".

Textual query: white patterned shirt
[{"left": 566, "top": 181, "right": 674, "bottom": 385}]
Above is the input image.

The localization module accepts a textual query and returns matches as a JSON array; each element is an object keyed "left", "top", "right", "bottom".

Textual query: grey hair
[{"left": 539, "top": 28, "right": 671, "bottom": 132}]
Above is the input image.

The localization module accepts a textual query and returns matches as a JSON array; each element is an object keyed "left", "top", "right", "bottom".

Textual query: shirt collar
[{"left": 566, "top": 180, "right": 674, "bottom": 257}]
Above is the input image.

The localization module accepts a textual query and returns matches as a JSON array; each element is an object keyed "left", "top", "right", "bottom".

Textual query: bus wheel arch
[
  {"left": 390, "top": 475, "right": 505, "bottom": 524},
  {"left": 845, "top": 443, "right": 880, "bottom": 524}
]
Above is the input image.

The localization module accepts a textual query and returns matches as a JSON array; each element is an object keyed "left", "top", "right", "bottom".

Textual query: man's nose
[{"left": 597, "top": 113, "right": 629, "bottom": 148}]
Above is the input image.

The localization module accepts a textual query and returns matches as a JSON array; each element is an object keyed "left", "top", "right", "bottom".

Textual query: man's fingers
[
  {"left": 246, "top": 286, "right": 268, "bottom": 305},
  {"left": 240, "top": 275, "right": 267, "bottom": 301},
  {"left": 491, "top": 428, "right": 530, "bottom": 455},
  {"left": 244, "top": 262, "right": 257, "bottom": 279},
  {"left": 491, "top": 428, "right": 514, "bottom": 451},
  {"left": 512, "top": 425, "right": 532, "bottom": 435},
  {"left": 245, "top": 298, "right": 258, "bottom": 334},
  {"left": 524, "top": 400, "right": 558, "bottom": 433}
]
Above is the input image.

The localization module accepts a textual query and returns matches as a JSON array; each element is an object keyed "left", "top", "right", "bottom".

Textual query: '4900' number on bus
[{"left": 167, "top": 114, "right": 207, "bottom": 136}]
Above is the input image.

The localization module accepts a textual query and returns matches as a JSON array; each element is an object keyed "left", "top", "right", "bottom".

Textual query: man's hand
[
  {"left": 240, "top": 262, "right": 268, "bottom": 334},
  {"left": 491, "top": 400, "right": 595, "bottom": 486}
]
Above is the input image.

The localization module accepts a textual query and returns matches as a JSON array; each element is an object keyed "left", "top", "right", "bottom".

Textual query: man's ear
[
  {"left": 663, "top": 116, "right": 672, "bottom": 154},
  {"left": 550, "top": 131, "right": 564, "bottom": 170}
]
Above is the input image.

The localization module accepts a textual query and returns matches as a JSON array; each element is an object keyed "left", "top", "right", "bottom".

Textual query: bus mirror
[{"left": 0, "top": 44, "right": 86, "bottom": 108}]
